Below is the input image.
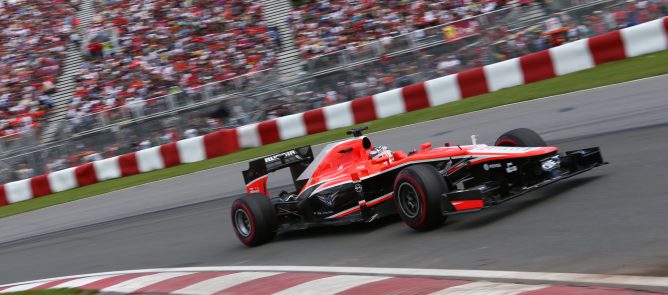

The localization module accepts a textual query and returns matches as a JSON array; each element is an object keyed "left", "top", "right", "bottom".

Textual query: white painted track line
[
  {"left": 51, "top": 275, "right": 119, "bottom": 288},
  {"left": 273, "top": 275, "right": 389, "bottom": 295},
  {"left": 101, "top": 272, "right": 193, "bottom": 293},
  {"left": 0, "top": 282, "right": 48, "bottom": 293},
  {"left": 428, "top": 281, "right": 548, "bottom": 295},
  {"left": 172, "top": 272, "right": 280, "bottom": 295}
]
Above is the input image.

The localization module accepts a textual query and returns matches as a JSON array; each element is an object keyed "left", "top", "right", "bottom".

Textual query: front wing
[{"left": 444, "top": 147, "right": 606, "bottom": 215}]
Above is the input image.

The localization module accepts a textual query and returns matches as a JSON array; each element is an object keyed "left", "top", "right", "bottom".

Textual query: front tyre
[
  {"left": 495, "top": 128, "right": 547, "bottom": 147},
  {"left": 393, "top": 164, "right": 448, "bottom": 231},
  {"left": 231, "top": 194, "right": 278, "bottom": 246}
]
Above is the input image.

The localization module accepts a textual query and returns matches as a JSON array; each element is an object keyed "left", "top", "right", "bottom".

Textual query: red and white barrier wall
[
  {"left": 0, "top": 129, "right": 240, "bottom": 206},
  {"left": 235, "top": 18, "right": 668, "bottom": 147},
  {"left": 1, "top": 18, "right": 667, "bottom": 206}
]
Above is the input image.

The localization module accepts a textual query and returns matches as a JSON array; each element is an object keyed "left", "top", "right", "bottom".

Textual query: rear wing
[{"left": 242, "top": 146, "right": 314, "bottom": 195}]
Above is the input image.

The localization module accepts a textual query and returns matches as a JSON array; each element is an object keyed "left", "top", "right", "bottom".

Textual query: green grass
[
  {"left": 1, "top": 289, "right": 96, "bottom": 295},
  {"left": 2, "top": 51, "right": 668, "bottom": 219}
]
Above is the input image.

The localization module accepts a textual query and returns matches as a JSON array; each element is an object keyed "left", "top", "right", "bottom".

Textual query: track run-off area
[{"left": 1, "top": 75, "right": 667, "bottom": 285}]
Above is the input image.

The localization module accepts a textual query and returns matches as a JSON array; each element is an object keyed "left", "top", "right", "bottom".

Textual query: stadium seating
[
  {"left": 288, "top": 0, "right": 506, "bottom": 58},
  {"left": 67, "top": 0, "right": 278, "bottom": 122},
  {"left": 0, "top": 0, "right": 76, "bottom": 138}
]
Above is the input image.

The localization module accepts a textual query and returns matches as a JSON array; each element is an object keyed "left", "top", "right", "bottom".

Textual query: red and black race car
[{"left": 231, "top": 127, "right": 606, "bottom": 246}]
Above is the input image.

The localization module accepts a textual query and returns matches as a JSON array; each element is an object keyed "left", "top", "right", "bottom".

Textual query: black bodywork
[
  {"left": 443, "top": 147, "right": 605, "bottom": 213},
  {"left": 242, "top": 145, "right": 606, "bottom": 233}
]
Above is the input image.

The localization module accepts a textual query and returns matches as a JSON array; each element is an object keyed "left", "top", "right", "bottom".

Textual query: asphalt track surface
[{"left": 1, "top": 75, "right": 668, "bottom": 284}]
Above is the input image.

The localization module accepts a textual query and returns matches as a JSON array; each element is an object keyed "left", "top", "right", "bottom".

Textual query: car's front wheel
[
  {"left": 495, "top": 128, "right": 547, "bottom": 147},
  {"left": 231, "top": 194, "right": 278, "bottom": 246},
  {"left": 393, "top": 164, "right": 448, "bottom": 231}
]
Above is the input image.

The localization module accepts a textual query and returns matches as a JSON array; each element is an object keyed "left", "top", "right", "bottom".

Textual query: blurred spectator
[
  {"left": 82, "top": 151, "right": 102, "bottom": 163},
  {"left": 159, "top": 128, "right": 179, "bottom": 144},
  {"left": 15, "top": 162, "right": 34, "bottom": 180},
  {"left": 436, "top": 55, "right": 462, "bottom": 76},
  {"left": 45, "top": 157, "right": 67, "bottom": 173},
  {"left": 268, "top": 26, "right": 282, "bottom": 49},
  {"left": 184, "top": 127, "right": 198, "bottom": 139},
  {"left": 138, "top": 138, "right": 152, "bottom": 150},
  {"left": 103, "top": 143, "right": 120, "bottom": 158},
  {"left": 70, "top": 32, "right": 81, "bottom": 48}
]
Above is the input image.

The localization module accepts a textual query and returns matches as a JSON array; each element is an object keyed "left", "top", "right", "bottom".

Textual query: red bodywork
[
  {"left": 246, "top": 137, "right": 558, "bottom": 218},
  {"left": 300, "top": 137, "right": 556, "bottom": 194}
]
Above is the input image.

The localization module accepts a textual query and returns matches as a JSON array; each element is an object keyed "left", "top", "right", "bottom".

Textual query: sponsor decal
[
  {"left": 249, "top": 187, "right": 260, "bottom": 193},
  {"left": 317, "top": 191, "right": 339, "bottom": 207},
  {"left": 506, "top": 162, "right": 518, "bottom": 173},
  {"left": 265, "top": 150, "right": 297, "bottom": 163},
  {"left": 483, "top": 163, "right": 502, "bottom": 171},
  {"left": 313, "top": 210, "right": 334, "bottom": 216},
  {"left": 541, "top": 156, "right": 560, "bottom": 171},
  {"left": 354, "top": 183, "right": 363, "bottom": 193}
]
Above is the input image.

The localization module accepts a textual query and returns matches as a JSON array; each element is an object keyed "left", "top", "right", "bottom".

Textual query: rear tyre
[
  {"left": 231, "top": 194, "right": 278, "bottom": 246},
  {"left": 495, "top": 128, "right": 547, "bottom": 147},
  {"left": 393, "top": 164, "right": 448, "bottom": 231}
]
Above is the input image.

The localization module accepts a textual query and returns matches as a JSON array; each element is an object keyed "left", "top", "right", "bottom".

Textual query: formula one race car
[{"left": 231, "top": 126, "right": 606, "bottom": 246}]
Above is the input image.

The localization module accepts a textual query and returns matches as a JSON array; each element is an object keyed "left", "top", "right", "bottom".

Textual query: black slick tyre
[
  {"left": 231, "top": 194, "right": 278, "bottom": 246},
  {"left": 495, "top": 128, "right": 547, "bottom": 147},
  {"left": 393, "top": 164, "right": 448, "bottom": 231}
]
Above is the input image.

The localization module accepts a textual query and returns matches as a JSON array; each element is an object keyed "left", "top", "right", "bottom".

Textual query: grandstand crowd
[
  {"left": 1, "top": 0, "right": 667, "bottom": 182},
  {"left": 67, "top": 0, "right": 278, "bottom": 129},
  {"left": 288, "top": 0, "right": 507, "bottom": 58},
  {"left": 0, "top": 0, "right": 78, "bottom": 141},
  {"left": 274, "top": 0, "right": 668, "bottom": 116}
]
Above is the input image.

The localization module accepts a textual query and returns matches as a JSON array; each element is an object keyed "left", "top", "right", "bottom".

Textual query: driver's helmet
[{"left": 370, "top": 145, "right": 394, "bottom": 162}]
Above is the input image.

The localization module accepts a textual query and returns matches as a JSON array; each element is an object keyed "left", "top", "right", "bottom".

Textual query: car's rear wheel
[
  {"left": 231, "top": 194, "right": 278, "bottom": 246},
  {"left": 495, "top": 128, "right": 547, "bottom": 147},
  {"left": 393, "top": 164, "right": 448, "bottom": 231}
]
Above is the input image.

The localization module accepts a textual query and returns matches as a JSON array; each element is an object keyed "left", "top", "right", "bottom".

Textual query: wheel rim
[
  {"left": 397, "top": 182, "right": 421, "bottom": 219},
  {"left": 234, "top": 208, "right": 252, "bottom": 237}
]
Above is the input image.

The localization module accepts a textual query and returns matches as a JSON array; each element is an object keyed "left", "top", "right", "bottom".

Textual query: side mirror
[
  {"left": 420, "top": 142, "right": 432, "bottom": 152},
  {"left": 346, "top": 126, "right": 369, "bottom": 137}
]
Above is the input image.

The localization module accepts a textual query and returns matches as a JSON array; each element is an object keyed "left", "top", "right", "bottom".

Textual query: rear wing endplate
[{"left": 242, "top": 146, "right": 314, "bottom": 194}]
